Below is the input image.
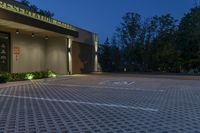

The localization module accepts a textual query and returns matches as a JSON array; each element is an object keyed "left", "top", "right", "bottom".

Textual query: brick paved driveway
[{"left": 0, "top": 74, "right": 200, "bottom": 133}]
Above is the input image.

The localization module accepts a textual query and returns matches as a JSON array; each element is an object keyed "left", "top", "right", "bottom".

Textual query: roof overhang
[{"left": 0, "top": 1, "right": 79, "bottom": 38}]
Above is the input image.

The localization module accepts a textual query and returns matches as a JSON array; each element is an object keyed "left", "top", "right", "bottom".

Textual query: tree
[
  {"left": 20, "top": 0, "right": 54, "bottom": 18},
  {"left": 115, "top": 12, "right": 177, "bottom": 72},
  {"left": 39, "top": 9, "right": 54, "bottom": 18},
  {"left": 98, "top": 38, "right": 112, "bottom": 72},
  {"left": 146, "top": 14, "right": 177, "bottom": 72},
  {"left": 177, "top": 7, "right": 200, "bottom": 71},
  {"left": 20, "top": 0, "right": 30, "bottom": 6},
  {"left": 110, "top": 36, "right": 121, "bottom": 71},
  {"left": 116, "top": 12, "right": 141, "bottom": 47},
  {"left": 29, "top": 4, "right": 38, "bottom": 12},
  {"left": 116, "top": 12, "right": 142, "bottom": 71},
  {"left": 99, "top": 8, "right": 200, "bottom": 73}
]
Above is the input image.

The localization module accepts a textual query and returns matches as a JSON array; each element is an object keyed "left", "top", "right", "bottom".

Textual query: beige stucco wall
[
  {"left": 9, "top": 27, "right": 96, "bottom": 75},
  {"left": 11, "top": 33, "right": 68, "bottom": 75},
  {"left": 71, "top": 41, "right": 95, "bottom": 74},
  {"left": 11, "top": 33, "right": 46, "bottom": 73},
  {"left": 70, "top": 29, "right": 97, "bottom": 73},
  {"left": 45, "top": 37, "right": 68, "bottom": 75},
  {"left": 73, "top": 28, "right": 94, "bottom": 45}
]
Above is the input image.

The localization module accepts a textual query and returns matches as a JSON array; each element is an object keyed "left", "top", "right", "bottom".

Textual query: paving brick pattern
[{"left": 0, "top": 74, "right": 200, "bottom": 133}]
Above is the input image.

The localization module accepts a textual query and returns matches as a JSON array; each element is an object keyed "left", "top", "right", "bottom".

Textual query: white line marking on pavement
[
  {"left": 42, "top": 83, "right": 164, "bottom": 92},
  {"left": 99, "top": 80, "right": 135, "bottom": 86},
  {"left": 0, "top": 82, "right": 32, "bottom": 88},
  {"left": 128, "top": 81, "right": 135, "bottom": 85},
  {"left": 0, "top": 94, "right": 158, "bottom": 112}
]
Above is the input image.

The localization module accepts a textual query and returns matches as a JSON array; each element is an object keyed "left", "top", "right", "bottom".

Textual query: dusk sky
[{"left": 24, "top": 0, "right": 194, "bottom": 43}]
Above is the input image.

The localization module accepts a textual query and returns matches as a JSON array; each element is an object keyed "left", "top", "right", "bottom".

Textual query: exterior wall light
[
  {"left": 31, "top": 33, "right": 35, "bottom": 38},
  {"left": 16, "top": 29, "right": 19, "bottom": 35},
  {"left": 67, "top": 48, "right": 71, "bottom": 53},
  {"left": 67, "top": 38, "right": 72, "bottom": 74},
  {"left": 93, "top": 33, "right": 99, "bottom": 72},
  {"left": 45, "top": 36, "right": 49, "bottom": 40}
]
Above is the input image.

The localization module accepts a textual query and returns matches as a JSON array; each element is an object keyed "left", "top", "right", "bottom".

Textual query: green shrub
[
  {"left": 0, "top": 74, "right": 9, "bottom": 83},
  {"left": 0, "top": 71, "right": 57, "bottom": 82},
  {"left": 40, "top": 71, "right": 49, "bottom": 78},
  {"left": 31, "top": 72, "right": 43, "bottom": 79},
  {"left": 3, "top": 73, "right": 12, "bottom": 81},
  {"left": 10, "top": 73, "right": 26, "bottom": 81},
  {"left": 25, "top": 73, "right": 34, "bottom": 80},
  {"left": 48, "top": 71, "right": 56, "bottom": 78}
]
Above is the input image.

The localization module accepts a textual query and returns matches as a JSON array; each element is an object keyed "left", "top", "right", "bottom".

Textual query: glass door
[{"left": 0, "top": 32, "right": 10, "bottom": 73}]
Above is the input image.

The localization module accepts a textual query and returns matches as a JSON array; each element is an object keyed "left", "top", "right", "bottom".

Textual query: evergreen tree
[{"left": 98, "top": 38, "right": 112, "bottom": 72}]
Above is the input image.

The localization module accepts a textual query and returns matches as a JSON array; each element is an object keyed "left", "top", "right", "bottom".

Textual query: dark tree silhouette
[
  {"left": 99, "top": 6, "right": 200, "bottom": 74},
  {"left": 19, "top": 0, "right": 54, "bottom": 18}
]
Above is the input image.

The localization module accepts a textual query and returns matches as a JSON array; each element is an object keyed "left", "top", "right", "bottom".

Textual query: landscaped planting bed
[{"left": 0, "top": 71, "right": 56, "bottom": 83}]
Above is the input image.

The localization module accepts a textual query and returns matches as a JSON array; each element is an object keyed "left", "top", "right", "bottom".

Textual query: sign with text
[
  {"left": 0, "top": 0, "right": 76, "bottom": 31},
  {"left": 0, "top": 32, "right": 10, "bottom": 72},
  {"left": 13, "top": 47, "right": 20, "bottom": 55}
]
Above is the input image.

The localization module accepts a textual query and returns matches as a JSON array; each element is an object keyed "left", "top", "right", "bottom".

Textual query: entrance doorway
[{"left": 0, "top": 32, "right": 10, "bottom": 72}]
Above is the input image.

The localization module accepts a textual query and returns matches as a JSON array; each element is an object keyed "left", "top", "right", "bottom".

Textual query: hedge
[{"left": 0, "top": 71, "right": 56, "bottom": 83}]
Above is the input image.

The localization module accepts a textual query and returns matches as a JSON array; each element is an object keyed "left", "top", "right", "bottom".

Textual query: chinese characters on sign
[
  {"left": 13, "top": 47, "right": 20, "bottom": 54},
  {"left": 0, "top": 1, "right": 76, "bottom": 31},
  {"left": 0, "top": 43, "right": 7, "bottom": 64},
  {"left": 0, "top": 32, "right": 10, "bottom": 72},
  {"left": 13, "top": 47, "right": 20, "bottom": 61}
]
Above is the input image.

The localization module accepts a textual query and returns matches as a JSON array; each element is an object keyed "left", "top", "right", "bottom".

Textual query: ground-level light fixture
[
  {"left": 25, "top": 73, "right": 34, "bottom": 80},
  {"left": 16, "top": 29, "right": 19, "bottom": 35}
]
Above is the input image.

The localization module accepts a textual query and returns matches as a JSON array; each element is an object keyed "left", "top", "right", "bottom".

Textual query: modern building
[{"left": 0, "top": 0, "right": 98, "bottom": 75}]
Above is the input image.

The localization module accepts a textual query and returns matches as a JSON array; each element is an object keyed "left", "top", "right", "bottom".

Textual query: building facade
[{"left": 0, "top": 0, "right": 98, "bottom": 75}]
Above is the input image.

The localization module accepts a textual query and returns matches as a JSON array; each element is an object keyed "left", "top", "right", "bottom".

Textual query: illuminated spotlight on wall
[
  {"left": 68, "top": 38, "right": 73, "bottom": 74},
  {"left": 67, "top": 48, "right": 71, "bottom": 53},
  {"left": 31, "top": 33, "right": 35, "bottom": 38},
  {"left": 93, "top": 33, "right": 99, "bottom": 72},
  {"left": 16, "top": 29, "right": 19, "bottom": 35}
]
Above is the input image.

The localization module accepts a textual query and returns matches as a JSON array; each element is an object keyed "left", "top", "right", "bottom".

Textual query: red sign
[{"left": 13, "top": 47, "right": 20, "bottom": 55}]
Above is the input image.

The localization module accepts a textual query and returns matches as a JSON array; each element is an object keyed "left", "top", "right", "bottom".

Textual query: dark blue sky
[{"left": 26, "top": 0, "right": 194, "bottom": 43}]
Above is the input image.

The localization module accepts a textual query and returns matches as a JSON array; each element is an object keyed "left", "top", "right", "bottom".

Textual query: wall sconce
[
  {"left": 16, "top": 29, "right": 19, "bottom": 35},
  {"left": 45, "top": 36, "right": 49, "bottom": 40},
  {"left": 67, "top": 48, "right": 71, "bottom": 53},
  {"left": 31, "top": 33, "right": 35, "bottom": 38}
]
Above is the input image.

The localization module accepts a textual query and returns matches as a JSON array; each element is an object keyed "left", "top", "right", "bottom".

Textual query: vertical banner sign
[
  {"left": 0, "top": 32, "right": 9, "bottom": 72},
  {"left": 13, "top": 47, "right": 20, "bottom": 61}
]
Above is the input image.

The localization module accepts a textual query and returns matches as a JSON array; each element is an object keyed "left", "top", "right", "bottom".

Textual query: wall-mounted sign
[
  {"left": 0, "top": 32, "right": 9, "bottom": 71},
  {"left": 13, "top": 47, "right": 20, "bottom": 55},
  {"left": 0, "top": 1, "right": 76, "bottom": 32},
  {"left": 0, "top": 43, "right": 7, "bottom": 64}
]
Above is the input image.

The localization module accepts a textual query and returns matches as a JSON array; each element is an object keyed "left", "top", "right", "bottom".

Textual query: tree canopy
[
  {"left": 19, "top": 0, "right": 54, "bottom": 18},
  {"left": 98, "top": 6, "right": 200, "bottom": 74}
]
